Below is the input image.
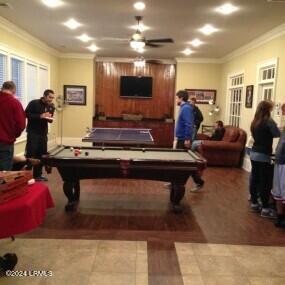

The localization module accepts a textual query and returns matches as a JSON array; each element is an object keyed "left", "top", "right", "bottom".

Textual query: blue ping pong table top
[{"left": 82, "top": 128, "right": 154, "bottom": 144}]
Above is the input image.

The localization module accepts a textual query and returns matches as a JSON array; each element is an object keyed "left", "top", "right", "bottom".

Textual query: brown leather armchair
[{"left": 196, "top": 126, "right": 247, "bottom": 167}]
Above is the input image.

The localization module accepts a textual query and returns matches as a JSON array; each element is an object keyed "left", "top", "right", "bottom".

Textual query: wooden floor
[
  {"left": 21, "top": 167, "right": 285, "bottom": 246},
  {"left": 10, "top": 167, "right": 285, "bottom": 285}
]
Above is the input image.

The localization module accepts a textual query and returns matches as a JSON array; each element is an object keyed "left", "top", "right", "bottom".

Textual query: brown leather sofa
[{"left": 196, "top": 126, "right": 247, "bottom": 167}]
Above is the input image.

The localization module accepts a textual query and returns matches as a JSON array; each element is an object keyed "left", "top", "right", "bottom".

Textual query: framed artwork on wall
[
  {"left": 64, "top": 85, "right": 87, "bottom": 106},
  {"left": 245, "top": 85, "right": 254, "bottom": 108},
  {"left": 185, "top": 89, "right": 216, "bottom": 104}
]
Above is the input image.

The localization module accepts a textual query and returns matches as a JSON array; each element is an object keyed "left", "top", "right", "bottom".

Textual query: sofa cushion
[{"left": 223, "top": 128, "right": 239, "bottom": 143}]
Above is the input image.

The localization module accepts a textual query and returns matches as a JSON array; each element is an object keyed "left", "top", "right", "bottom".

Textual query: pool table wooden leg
[
  {"left": 63, "top": 181, "right": 80, "bottom": 212},
  {"left": 74, "top": 180, "right": 80, "bottom": 202},
  {"left": 170, "top": 184, "right": 185, "bottom": 214}
]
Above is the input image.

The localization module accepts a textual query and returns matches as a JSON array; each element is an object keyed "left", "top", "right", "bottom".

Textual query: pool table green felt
[{"left": 55, "top": 148, "right": 197, "bottom": 162}]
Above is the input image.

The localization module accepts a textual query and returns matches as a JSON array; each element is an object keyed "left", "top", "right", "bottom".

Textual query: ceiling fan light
[
  {"left": 137, "top": 47, "right": 145, "bottom": 53},
  {"left": 134, "top": 56, "right": 146, "bottom": 67},
  {"left": 130, "top": 40, "right": 145, "bottom": 50}
]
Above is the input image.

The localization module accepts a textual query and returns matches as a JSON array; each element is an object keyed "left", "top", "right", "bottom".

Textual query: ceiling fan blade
[
  {"left": 145, "top": 42, "right": 162, "bottom": 48},
  {"left": 147, "top": 38, "right": 174, "bottom": 43}
]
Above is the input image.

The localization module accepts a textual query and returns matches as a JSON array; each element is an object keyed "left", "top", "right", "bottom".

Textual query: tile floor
[
  {"left": 1, "top": 239, "right": 285, "bottom": 285},
  {"left": 0, "top": 239, "right": 147, "bottom": 285},
  {"left": 176, "top": 242, "right": 285, "bottom": 285}
]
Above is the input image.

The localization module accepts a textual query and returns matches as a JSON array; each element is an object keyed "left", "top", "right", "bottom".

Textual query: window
[
  {"left": 228, "top": 73, "right": 244, "bottom": 128},
  {"left": 11, "top": 57, "right": 24, "bottom": 105},
  {"left": 27, "top": 63, "right": 38, "bottom": 102},
  {"left": 0, "top": 53, "right": 7, "bottom": 86},
  {"left": 257, "top": 59, "right": 277, "bottom": 103},
  {"left": 0, "top": 43, "right": 50, "bottom": 142},
  {"left": 39, "top": 67, "right": 48, "bottom": 96}
]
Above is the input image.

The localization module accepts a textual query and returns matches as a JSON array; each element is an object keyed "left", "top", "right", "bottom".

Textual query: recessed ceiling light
[
  {"left": 182, "top": 48, "right": 194, "bottom": 56},
  {"left": 199, "top": 24, "right": 218, "bottom": 35},
  {"left": 190, "top": 38, "right": 204, "bottom": 47},
  {"left": 134, "top": 2, "right": 145, "bottom": 10},
  {"left": 87, "top": 44, "right": 99, "bottom": 52},
  {"left": 216, "top": 3, "right": 239, "bottom": 15},
  {"left": 63, "top": 18, "right": 82, "bottom": 30},
  {"left": 42, "top": 0, "right": 64, "bottom": 8},
  {"left": 77, "top": 34, "right": 93, "bottom": 42}
]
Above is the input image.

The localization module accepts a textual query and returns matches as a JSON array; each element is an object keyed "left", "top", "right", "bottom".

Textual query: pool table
[{"left": 42, "top": 146, "right": 207, "bottom": 213}]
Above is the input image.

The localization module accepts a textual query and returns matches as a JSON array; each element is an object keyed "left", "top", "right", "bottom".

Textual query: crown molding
[
  {"left": 0, "top": 16, "right": 60, "bottom": 57},
  {"left": 175, "top": 57, "right": 223, "bottom": 64},
  {"left": 59, "top": 53, "right": 95, "bottom": 59},
  {"left": 222, "top": 22, "right": 285, "bottom": 62},
  {"left": 96, "top": 57, "right": 176, "bottom": 64}
]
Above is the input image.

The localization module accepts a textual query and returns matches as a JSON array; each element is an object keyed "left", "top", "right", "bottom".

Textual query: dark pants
[
  {"left": 0, "top": 143, "right": 14, "bottom": 171},
  {"left": 177, "top": 139, "right": 204, "bottom": 185},
  {"left": 250, "top": 160, "right": 274, "bottom": 209},
  {"left": 25, "top": 133, "right": 47, "bottom": 178}
]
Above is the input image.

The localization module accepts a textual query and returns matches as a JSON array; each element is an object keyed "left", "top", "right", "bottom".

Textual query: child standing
[{"left": 272, "top": 103, "right": 285, "bottom": 227}]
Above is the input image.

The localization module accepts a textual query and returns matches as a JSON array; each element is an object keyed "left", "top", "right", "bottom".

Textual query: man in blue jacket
[
  {"left": 175, "top": 90, "right": 205, "bottom": 191},
  {"left": 176, "top": 90, "right": 193, "bottom": 149}
]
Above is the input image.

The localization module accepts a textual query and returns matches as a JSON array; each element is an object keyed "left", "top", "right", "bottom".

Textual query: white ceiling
[{"left": 1, "top": 0, "right": 285, "bottom": 59}]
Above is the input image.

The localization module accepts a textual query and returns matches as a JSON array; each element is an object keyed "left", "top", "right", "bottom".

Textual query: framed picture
[
  {"left": 64, "top": 85, "right": 87, "bottom": 106},
  {"left": 245, "top": 85, "right": 254, "bottom": 108},
  {"left": 185, "top": 89, "right": 216, "bottom": 104}
]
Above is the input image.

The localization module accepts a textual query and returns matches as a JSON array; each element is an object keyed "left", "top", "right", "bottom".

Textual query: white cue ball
[{"left": 70, "top": 147, "right": 74, "bottom": 151}]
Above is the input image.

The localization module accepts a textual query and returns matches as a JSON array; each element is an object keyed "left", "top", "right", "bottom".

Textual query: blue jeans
[
  {"left": 0, "top": 143, "right": 14, "bottom": 171},
  {"left": 191, "top": 140, "right": 202, "bottom": 151}
]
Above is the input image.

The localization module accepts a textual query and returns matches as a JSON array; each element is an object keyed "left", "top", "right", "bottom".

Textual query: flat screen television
[{"left": 120, "top": 76, "right": 153, "bottom": 98}]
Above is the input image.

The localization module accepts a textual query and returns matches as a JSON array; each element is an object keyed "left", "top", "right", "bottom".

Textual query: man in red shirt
[{"left": 0, "top": 81, "right": 26, "bottom": 171}]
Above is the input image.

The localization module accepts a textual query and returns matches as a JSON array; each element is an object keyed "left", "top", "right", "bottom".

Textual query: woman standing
[
  {"left": 250, "top": 100, "right": 280, "bottom": 218},
  {"left": 271, "top": 103, "right": 285, "bottom": 227}
]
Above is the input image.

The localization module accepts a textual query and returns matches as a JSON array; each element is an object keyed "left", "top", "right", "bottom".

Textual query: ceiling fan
[{"left": 130, "top": 16, "right": 174, "bottom": 51}]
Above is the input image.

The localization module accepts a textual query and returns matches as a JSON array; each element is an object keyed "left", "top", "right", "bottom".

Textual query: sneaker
[
  {"left": 260, "top": 208, "right": 277, "bottom": 219},
  {"left": 250, "top": 203, "right": 261, "bottom": 213},
  {"left": 35, "top": 176, "right": 48, "bottom": 182},
  {"left": 190, "top": 183, "right": 204, "bottom": 192}
]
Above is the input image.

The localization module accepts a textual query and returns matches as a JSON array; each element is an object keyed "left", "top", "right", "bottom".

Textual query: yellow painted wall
[
  {"left": 175, "top": 62, "right": 222, "bottom": 126},
  {"left": 58, "top": 58, "right": 94, "bottom": 140},
  {"left": 0, "top": 25, "right": 59, "bottom": 155},
  {"left": 220, "top": 34, "right": 285, "bottom": 136}
]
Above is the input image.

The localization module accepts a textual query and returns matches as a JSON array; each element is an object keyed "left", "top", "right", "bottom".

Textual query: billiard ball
[
  {"left": 102, "top": 147, "right": 105, "bottom": 151},
  {"left": 85, "top": 152, "right": 89, "bottom": 156},
  {"left": 142, "top": 148, "right": 146, "bottom": 152},
  {"left": 70, "top": 147, "right": 74, "bottom": 151}
]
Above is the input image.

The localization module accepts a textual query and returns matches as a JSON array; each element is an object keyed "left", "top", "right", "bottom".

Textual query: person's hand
[
  {"left": 40, "top": 112, "right": 52, "bottom": 119},
  {"left": 184, "top": 140, "right": 191, "bottom": 149}
]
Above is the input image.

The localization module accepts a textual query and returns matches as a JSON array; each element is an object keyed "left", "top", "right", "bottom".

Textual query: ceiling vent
[{"left": 0, "top": 2, "right": 13, "bottom": 8}]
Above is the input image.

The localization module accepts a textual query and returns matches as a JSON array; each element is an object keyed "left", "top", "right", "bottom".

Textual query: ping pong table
[{"left": 82, "top": 128, "right": 154, "bottom": 146}]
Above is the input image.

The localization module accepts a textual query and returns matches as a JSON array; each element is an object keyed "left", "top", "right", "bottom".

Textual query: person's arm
[
  {"left": 198, "top": 108, "right": 204, "bottom": 124},
  {"left": 268, "top": 119, "right": 281, "bottom": 138},
  {"left": 14, "top": 101, "right": 26, "bottom": 138},
  {"left": 25, "top": 101, "right": 41, "bottom": 120},
  {"left": 182, "top": 106, "right": 193, "bottom": 144}
]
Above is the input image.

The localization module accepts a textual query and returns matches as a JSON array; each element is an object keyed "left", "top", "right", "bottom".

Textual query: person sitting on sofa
[{"left": 191, "top": 120, "right": 225, "bottom": 151}]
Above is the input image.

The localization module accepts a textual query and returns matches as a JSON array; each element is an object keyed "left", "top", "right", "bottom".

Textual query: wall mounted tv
[{"left": 120, "top": 76, "right": 153, "bottom": 98}]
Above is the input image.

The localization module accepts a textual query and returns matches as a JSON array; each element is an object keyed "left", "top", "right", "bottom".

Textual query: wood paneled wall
[{"left": 95, "top": 62, "right": 176, "bottom": 119}]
